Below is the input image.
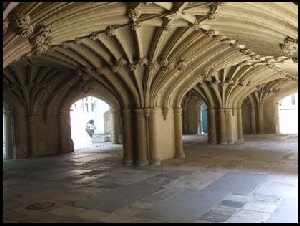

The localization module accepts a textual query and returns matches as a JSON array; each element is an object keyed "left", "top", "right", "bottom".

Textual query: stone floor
[{"left": 3, "top": 134, "right": 298, "bottom": 223}]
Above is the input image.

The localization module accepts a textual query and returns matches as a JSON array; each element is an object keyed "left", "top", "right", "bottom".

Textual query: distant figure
[{"left": 85, "top": 119, "right": 95, "bottom": 137}]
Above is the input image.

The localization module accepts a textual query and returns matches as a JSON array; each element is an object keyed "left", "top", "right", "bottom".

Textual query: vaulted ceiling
[{"left": 3, "top": 2, "right": 298, "bottom": 112}]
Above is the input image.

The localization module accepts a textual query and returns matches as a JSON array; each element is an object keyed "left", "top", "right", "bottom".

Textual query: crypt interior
[{"left": 3, "top": 2, "right": 298, "bottom": 223}]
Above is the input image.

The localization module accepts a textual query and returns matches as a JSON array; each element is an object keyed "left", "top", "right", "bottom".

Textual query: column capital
[
  {"left": 134, "top": 108, "right": 144, "bottom": 113},
  {"left": 144, "top": 108, "right": 151, "bottom": 117},
  {"left": 28, "top": 115, "right": 40, "bottom": 121},
  {"left": 173, "top": 108, "right": 182, "bottom": 114},
  {"left": 223, "top": 108, "right": 233, "bottom": 112},
  {"left": 150, "top": 108, "right": 158, "bottom": 114},
  {"left": 122, "top": 109, "right": 131, "bottom": 114}
]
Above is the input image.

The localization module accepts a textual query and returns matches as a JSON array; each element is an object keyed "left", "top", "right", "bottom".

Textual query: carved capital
[
  {"left": 138, "top": 57, "right": 148, "bottom": 66},
  {"left": 205, "top": 30, "right": 215, "bottom": 38},
  {"left": 89, "top": 32, "right": 100, "bottom": 41},
  {"left": 128, "top": 8, "right": 142, "bottom": 22},
  {"left": 280, "top": 36, "right": 298, "bottom": 55},
  {"left": 15, "top": 13, "right": 33, "bottom": 37},
  {"left": 105, "top": 25, "right": 115, "bottom": 36},
  {"left": 116, "top": 58, "right": 127, "bottom": 67},
  {"left": 131, "top": 21, "right": 141, "bottom": 31},
  {"left": 128, "top": 63, "right": 137, "bottom": 71},
  {"left": 29, "top": 25, "right": 53, "bottom": 56},
  {"left": 160, "top": 59, "right": 169, "bottom": 67},
  {"left": 148, "top": 61, "right": 157, "bottom": 71},
  {"left": 176, "top": 60, "right": 187, "bottom": 71}
]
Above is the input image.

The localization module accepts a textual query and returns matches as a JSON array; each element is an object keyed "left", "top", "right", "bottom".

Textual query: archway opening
[
  {"left": 70, "top": 96, "right": 117, "bottom": 151},
  {"left": 278, "top": 93, "right": 298, "bottom": 134}
]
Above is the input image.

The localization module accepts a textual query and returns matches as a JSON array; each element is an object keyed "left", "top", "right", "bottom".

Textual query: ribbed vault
[{"left": 3, "top": 2, "right": 298, "bottom": 164}]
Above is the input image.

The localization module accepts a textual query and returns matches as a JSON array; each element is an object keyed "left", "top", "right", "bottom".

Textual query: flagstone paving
[{"left": 3, "top": 134, "right": 298, "bottom": 223}]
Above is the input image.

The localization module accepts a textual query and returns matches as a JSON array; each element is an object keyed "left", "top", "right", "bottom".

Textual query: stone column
[
  {"left": 10, "top": 111, "right": 17, "bottom": 159},
  {"left": 27, "top": 115, "right": 37, "bottom": 157},
  {"left": 275, "top": 103, "right": 279, "bottom": 134},
  {"left": 183, "top": 109, "right": 188, "bottom": 134},
  {"left": 111, "top": 110, "right": 119, "bottom": 144},
  {"left": 218, "top": 108, "right": 227, "bottom": 144},
  {"left": 174, "top": 108, "right": 185, "bottom": 158},
  {"left": 237, "top": 108, "right": 244, "bottom": 141},
  {"left": 5, "top": 110, "right": 13, "bottom": 159},
  {"left": 250, "top": 108, "right": 256, "bottom": 134},
  {"left": 199, "top": 106, "right": 203, "bottom": 134},
  {"left": 58, "top": 115, "right": 73, "bottom": 154},
  {"left": 122, "top": 109, "right": 133, "bottom": 166},
  {"left": 257, "top": 108, "right": 264, "bottom": 134},
  {"left": 3, "top": 111, "right": 7, "bottom": 159},
  {"left": 135, "top": 109, "right": 149, "bottom": 166},
  {"left": 148, "top": 108, "right": 160, "bottom": 165},
  {"left": 225, "top": 108, "right": 234, "bottom": 144},
  {"left": 208, "top": 108, "right": 217, "bottom": 144}
]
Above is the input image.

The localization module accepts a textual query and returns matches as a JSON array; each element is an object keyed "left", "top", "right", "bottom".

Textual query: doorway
[
  {"left": 70, "top": 96, "right": 111, "bottom": 151},
  {"left": 198, "top": 103, "right": 208, "bottom": 135},
  {"left": 278, "top": 93, "right": 298, "bottom": 134}
]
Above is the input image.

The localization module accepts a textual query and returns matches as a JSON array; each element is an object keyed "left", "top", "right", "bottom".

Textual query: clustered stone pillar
[
  {"left": 225, "top": 108, "right": 234, "bottom": 144},
  {"left": 198, "top": 107, "right": 203, "bottom": 135},
  {"left": 122, "top": 109, "right": 133, "bottom": 166},
  {"left": 208, "top": 108, "right": 217, "bottom": 144},
  {"left": 257, "top": 108, "right": 264, "bottom": 134},
  {"left": 7, "top": 110, "right": 15, "bottom": 159},
  {"left": 237, "top": 108, "right": 244, "bottom": 141},
  {"left": 135, "top": 109, "right": 148, "bottom": 166},
  {"left": 250, "top": 108, "right": 256, "bottom": 134},
  {"left": 27, "top": 115, "right": 36, "bottom": 157},
  {"left": 174, "top": 108, "right": 185, "bottom": 158},
  {"left": 58, "top": 114, "right": 73, "bottom": 154},
  {"left": 218, "top": 108, "right": 227, "bottom": 144},
  {"left": 111, "top": 110, "right": 119, "bottom": 144},
  {"left": 148, "top": 108, "right": 160, "bottom": 165}
]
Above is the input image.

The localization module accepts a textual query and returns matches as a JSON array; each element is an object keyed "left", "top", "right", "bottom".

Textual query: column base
[
  {"left": 149, "top": 159, "right": 161, "bottom": 165},
  {"left": 135, "top": 160, "right": 149, "bottom": 166},
  {"left": 175, "top": 153, "right": 185, "bottom": 159},
  {"left": 208, "top": 140, "right": 217, "bottom": 144},
  {"left": 218, "top": 141, "right": 227, "bottom": 144},
  {"left": 122, "top": 159, "right": 133, "bottom": 166},
  {"left": 237, "top": 139, "right": 244, "bottom": 142}
]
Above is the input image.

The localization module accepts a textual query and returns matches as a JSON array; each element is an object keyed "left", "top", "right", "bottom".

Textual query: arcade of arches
[
  {"left": 3, "top": 2, "right": 298, "bottom": 223},
  {"left": 3, "top": 2, "right": 298, "bottom": 165}
]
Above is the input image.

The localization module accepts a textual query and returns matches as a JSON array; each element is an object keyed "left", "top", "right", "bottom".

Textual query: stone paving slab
[
  {"left": 204, "top": 172, "right": 266, "bottom": 195},
  {"left": 73, "top": 184, "right": 163, "bottom": 213},
  {"left": 137, "top": 187, "right": 228, "bottom": 222}
]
